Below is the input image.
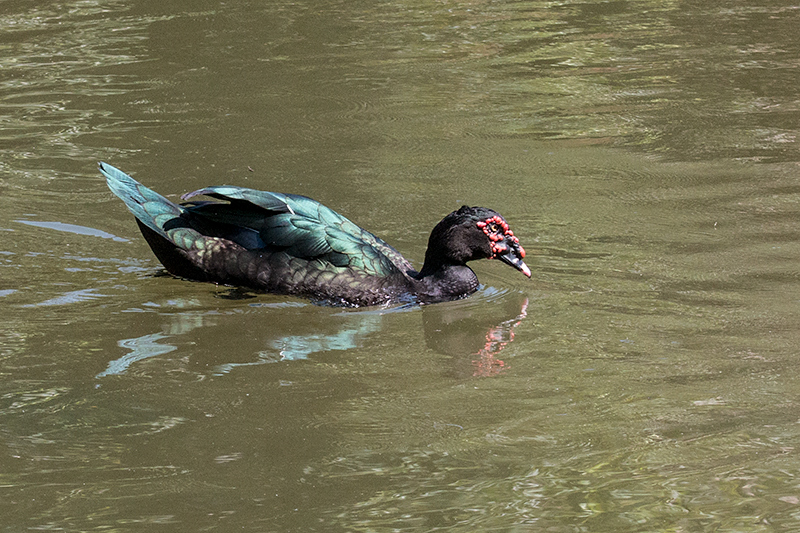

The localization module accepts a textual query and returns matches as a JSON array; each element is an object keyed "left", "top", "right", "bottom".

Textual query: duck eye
[{"left": 489, "top": 223, "right": 499, "bottom": 233}]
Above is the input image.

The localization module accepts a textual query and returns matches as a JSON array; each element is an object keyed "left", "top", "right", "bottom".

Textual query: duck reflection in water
[
  {"left": 421, "top": 291, "right": 529, "bottom": 377},
  {"left": 97, "top": 292, "right": 529, "bottom": 378}
]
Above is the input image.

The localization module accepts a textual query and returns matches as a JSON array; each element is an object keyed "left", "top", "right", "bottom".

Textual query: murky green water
[{"left": 3, "top": 0, "right": 800, "bottom": 530}]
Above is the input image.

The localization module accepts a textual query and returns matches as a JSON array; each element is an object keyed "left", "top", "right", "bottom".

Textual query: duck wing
[{"left": 182, "top": 186, "right": 414, "bottom": 278}]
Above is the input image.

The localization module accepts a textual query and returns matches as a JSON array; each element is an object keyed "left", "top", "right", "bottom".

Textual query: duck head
[{"left": 421, "top": 205, "right": 531, "bottom": 278}]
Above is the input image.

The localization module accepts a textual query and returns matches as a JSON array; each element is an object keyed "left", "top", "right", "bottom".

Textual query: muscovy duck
[{"left": 99, "top": 162, "right": 530, "bottom": 307}]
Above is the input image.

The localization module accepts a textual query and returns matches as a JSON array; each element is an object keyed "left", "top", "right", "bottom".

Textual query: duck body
[{"left": 99, "top": 163, "right": 530, "bottom": 307}]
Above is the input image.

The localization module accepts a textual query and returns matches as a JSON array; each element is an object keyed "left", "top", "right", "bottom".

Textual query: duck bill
[{"left": 497, "top": 249, "right": 531, "bottom": 278}]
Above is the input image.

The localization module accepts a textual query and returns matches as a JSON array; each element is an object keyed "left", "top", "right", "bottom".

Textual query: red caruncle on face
[{"left": 476, "top": 215, "right": 526, "bottom": 259}]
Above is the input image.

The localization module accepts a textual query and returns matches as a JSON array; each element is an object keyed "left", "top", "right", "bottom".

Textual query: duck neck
[{"left": 413, "top": 260, "right": 479, "bottom": 302}]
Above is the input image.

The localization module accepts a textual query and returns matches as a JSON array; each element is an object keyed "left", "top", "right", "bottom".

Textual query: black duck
[{"left": 100, "top": 162, "right": 530, "bottom": 307}]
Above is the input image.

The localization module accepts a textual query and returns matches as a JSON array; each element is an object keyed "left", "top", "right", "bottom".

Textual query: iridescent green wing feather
[{"left": 183, "top": 186, "right": 409, "bottom": 278}]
